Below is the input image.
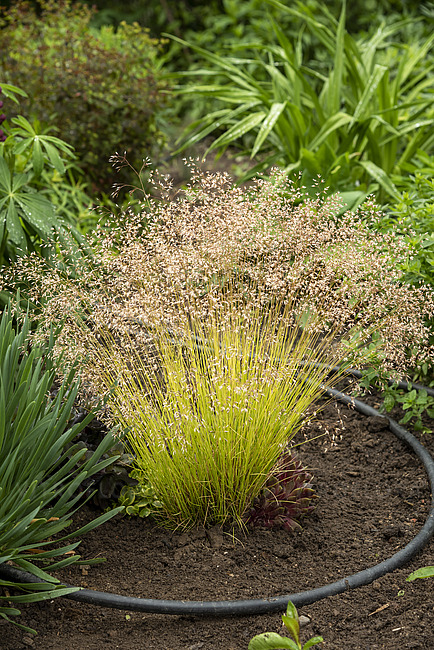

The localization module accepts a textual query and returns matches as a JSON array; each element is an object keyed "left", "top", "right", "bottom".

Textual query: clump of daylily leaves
[{"left": 248, "top": 600, "right": 323, "bottom": 649}]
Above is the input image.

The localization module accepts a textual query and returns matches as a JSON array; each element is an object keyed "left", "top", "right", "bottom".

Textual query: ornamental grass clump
[
  {"left": 86, "top": 293, "right": 355, "bottom": 529},
  {"left": 5, "top": 161, "right": 433, "bottom": 530}
]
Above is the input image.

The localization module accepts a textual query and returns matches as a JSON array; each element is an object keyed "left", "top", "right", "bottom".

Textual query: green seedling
[{"left": 248, "top": 600, "right": 323, "bottom": 649}]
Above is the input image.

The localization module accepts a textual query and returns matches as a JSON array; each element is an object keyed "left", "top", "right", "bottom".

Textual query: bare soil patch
[{"left": 1, "top": 392, "right": 433, "bottom": 649}]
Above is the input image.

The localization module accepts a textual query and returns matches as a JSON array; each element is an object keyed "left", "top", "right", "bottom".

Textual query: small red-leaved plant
[{"left": 244, "top": 453, "right": 317, "bottom": 532}]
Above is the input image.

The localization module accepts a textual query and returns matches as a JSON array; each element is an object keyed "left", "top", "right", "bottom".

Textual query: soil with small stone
[{"left": 1, "top": 390, "right": 433, "bottom": 650}]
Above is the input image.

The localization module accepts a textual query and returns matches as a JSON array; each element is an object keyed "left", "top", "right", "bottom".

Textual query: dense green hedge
[{"left": 0, "top": 0, "right": 168, "bottom": 193}]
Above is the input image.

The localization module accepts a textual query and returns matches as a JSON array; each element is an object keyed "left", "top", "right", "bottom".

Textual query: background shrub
[{"left": 0, "top": 0, "right": 168, "bottom": 194}]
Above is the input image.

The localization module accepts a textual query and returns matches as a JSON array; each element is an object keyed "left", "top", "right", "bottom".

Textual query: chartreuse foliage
[
  {"left": 0, "top": 305, "right": 123, "bottom": 633},
  {"left": 248, "top": 600, "right": 323, "bottom": 649},
  {"left": 170, "top": 0, "right": 434, "bottom": 203},
  {"left": 92, "top": 294, "right": 361, "bottom": 531}
]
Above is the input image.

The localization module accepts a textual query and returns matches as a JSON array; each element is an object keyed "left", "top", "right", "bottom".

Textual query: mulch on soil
[{"left": 1, "top": 391, "right": 433, "bottom": 650}]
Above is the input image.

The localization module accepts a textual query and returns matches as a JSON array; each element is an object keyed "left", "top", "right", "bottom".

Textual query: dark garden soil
[{"left": 1, "top": 390, "right": 433, "bottom": 650}]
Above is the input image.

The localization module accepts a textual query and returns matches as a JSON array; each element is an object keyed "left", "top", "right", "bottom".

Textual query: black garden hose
[{"left": 1, "top": 386, "right": 433, "bottom": 616}]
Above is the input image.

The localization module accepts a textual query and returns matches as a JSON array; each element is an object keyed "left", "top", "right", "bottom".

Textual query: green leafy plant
[
  {"left": 0, "top": 0, "right": 168, "bottom": 193},
  {"left": 0, "top": 305, "right": 123, "bottom": 633},
  {"left": 382, "top": 383, "right": 434, "bottom": 434},
  {"left": 116, "top": 469, "right": 162, "bottom": 518},
  {"left": 384, "top": 167, "right": 434, "bottom": 289},
  {"left": 407, "top": 567, "right": 434, "bottom": 581},
  {"left": 360, "top": 164, "right": 434, "bottom": 430},
  {"left": 248, "top": 600, "right": 323, "bottom": 649},
  {"left": 0, "top": 83, "right": 91, "bottom": 270},
  {"left": 170, "top": 0, "right": 434, "bottom": 202}
]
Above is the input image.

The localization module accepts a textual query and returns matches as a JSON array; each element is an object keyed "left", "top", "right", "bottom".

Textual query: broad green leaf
[
  {"left": 207, "top": 112, "right": 265, "bottom": 150},
  {"left": 6, "top": 200, "right": 26, "bottom": 247},
  {"left": 11, "top": 172, "right": 32, "bottom": 194},
  {"left": 308, "top": 112, "right": 352, "bottom": 150},
  {"left": 248, "top": 632, "right": 299, "bottom": 650},
  {"left": 36, "top": 135, "right": 75, "bottom": 157},
  {"left": 358, "top": 160, "right": 401, "bottom": 201},
  {"left": 0, "top": 83, "right": 28, "bottom": 102},
  {"left": 11, "top": 138, "right": 35, "bottom": 157},
  {"left": 285, "top": 601, "right": 299, "bottom": 623},
  {"left": 166, "top": 33, "right": 253, "bottom": 79},
  {"left": 407, "top": 567, "right": 434, "bottom": 581},
  {"left": 16, "top": 193, "right": 56, "bottom": 236},
  {"left": 175, "top": 102, "right": 261, "bottom": 154},
  {"left": 282, "top": 614, "right": 300, "bottom": 644},
  {"left": 351, "top": 65, "right": 388, "bottom": 124},
  {"left": 303, "top": 637, "right": 324, "bottom": 649},
  {"left": 0, "top": 156, "right": 12, "bottom": 191},
  {"left": 32, "top": 139, "right": 44, "bottom": 176},
  {"left": 338, "top": 190, "right": 368, "bottom": 212},
  {"left": 251, "top": 102, "right": 287, "bottom": 158}
]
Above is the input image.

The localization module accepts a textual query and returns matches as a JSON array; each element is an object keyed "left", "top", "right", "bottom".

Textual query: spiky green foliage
[
  {"left": 0, "top": 305, "right": 123, "bottom": 633},
  {"left": 170, "top": 0, "right": 434, "bottom": 203}
]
